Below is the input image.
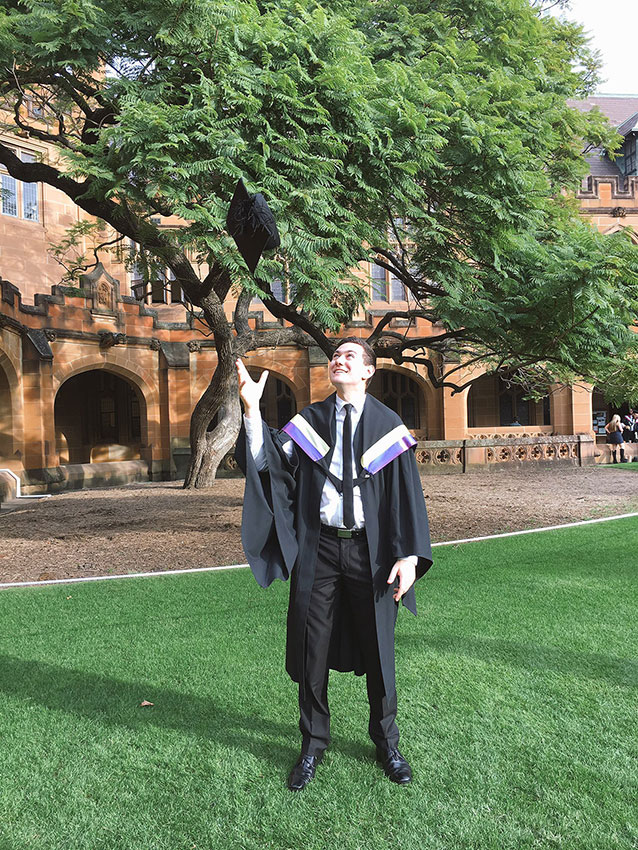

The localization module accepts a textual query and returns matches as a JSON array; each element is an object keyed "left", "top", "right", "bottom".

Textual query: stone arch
[
  {"left": 467, "top": 372, "right": 551, "bottom": 429},
  {"left": 53, "top": 356, "right": 160, "bottom": 462},
  {"left": 241, "top": 351, "right": 309, "bottom": 406},
  {"left": 0, "top": 347, "right": 21, "bottom": 462},
  {"left": 245, "top": 366, "right": 299, "bottom": 429},
  {"left": 602, "top": 223, "right": 638, "bottom": 243},
  {"left": 369, "top": 363, "right": 431, "bottom": 436}
]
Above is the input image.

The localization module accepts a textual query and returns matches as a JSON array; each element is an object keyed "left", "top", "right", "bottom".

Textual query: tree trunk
[
  {"left": 183, "top": 291, "right": 240, "bottom": 488},
  {"left": 183, "top": 363, "right": 241, "bottom": 488}
]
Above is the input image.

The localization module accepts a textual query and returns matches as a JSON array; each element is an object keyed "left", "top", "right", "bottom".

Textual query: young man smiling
[{"left": 236, "top": 338, "right": 432, "bottom": 790}]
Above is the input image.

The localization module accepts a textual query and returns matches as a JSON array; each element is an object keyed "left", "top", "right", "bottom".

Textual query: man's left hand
[{"left": 387, "top": 559, "right": 416, "bottom": 602}]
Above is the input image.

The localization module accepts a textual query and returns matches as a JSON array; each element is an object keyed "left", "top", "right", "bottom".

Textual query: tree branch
[
  {"left": 0, "top": 141, "right": 204, "bottom": 301},
  {"left": 12, "top": 95, "right": 79, "bottom": 151},
  {"left": 260, "top": 295, "right": 333, "bottom": 356}
]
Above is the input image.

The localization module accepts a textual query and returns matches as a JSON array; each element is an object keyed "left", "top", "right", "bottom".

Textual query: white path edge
[{"left": 2, "top": 511, "right": 637, "bottom": 590}]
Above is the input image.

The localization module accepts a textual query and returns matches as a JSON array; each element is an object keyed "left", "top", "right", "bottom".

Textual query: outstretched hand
[
  {"left": 387, "top": 559, "right": 416, "bottom": 602},
  {"left": 236, "top": 358, "right": 269, "bottom": 417}
]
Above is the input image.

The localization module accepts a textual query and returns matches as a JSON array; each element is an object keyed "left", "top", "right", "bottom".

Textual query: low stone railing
[{"left": 414, "top": 434, "right": 596, "bottom": 473}]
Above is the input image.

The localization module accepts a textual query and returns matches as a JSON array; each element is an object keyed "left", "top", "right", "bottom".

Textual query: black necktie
[{"left": 342, "top": 403, "right": 355, "bottom": 529}]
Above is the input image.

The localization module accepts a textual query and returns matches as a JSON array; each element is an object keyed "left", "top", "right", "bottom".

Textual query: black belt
[{"left": 320, "top": 524, "right": 366, "bottom": 540}]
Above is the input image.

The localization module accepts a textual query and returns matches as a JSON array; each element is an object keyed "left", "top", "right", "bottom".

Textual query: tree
[{"left": 1, "top": 0, "right": 637, "bottom": 485}]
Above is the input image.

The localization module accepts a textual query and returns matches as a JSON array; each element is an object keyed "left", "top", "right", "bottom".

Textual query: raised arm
[{"left": 236, "top": 358, "right": 269, "bottom": 418}]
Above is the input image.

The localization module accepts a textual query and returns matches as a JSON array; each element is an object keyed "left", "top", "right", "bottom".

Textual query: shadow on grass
[
  {"left": 403, "top": 632, "right": 638, "bottom": 688},
  {"left": 0, "top": 653, "right": 372, "bottom": 766}
]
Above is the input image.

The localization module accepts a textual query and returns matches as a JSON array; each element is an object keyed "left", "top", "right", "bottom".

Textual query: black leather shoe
[
  {"left": 287, "top": 752, "right": 323, "bottom": 791},
  {"left": 376, "top": 747, "right": 412, "bottom": 784}
]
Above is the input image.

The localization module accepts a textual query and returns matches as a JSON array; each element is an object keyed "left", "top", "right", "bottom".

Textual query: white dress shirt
[{"left": 243, "top": 396, "right": 417, "bottom": 565}]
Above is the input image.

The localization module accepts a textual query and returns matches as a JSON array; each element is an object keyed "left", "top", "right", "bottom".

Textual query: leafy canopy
[{"left": 0, "top": 0, "right": 637, "bottom": 396}]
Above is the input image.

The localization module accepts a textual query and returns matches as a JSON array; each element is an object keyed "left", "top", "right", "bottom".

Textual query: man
[
  {"left": 235, "top": 338, "right": 432, "bottom": 790},
  {"left": 622, "top": 409, "right": 637, "bottom": 443}
]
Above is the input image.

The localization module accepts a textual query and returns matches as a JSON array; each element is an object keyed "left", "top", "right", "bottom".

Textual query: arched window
[
  {"left": 368, "top": 369, "right": 422, "bottom": 430},
  {"left": 246, "top": 370, "right": 297, "bottom": 429},
  {"left": 468, "top": 373, "right": 551, "bottom": 428},
  {"left": 55, "top": 370, "right": 145, "bottom": 463}
]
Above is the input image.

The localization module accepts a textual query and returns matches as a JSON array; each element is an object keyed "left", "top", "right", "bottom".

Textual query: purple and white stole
[{"left": 282, "top": 415, "right": 415, "bottom": 475}]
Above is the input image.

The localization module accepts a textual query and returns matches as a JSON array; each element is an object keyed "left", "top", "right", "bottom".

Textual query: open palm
[{"left": 236, "top": 359, "right": 269, "bottom": 416}]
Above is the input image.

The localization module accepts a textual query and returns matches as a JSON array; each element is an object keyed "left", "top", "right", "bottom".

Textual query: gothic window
[
  {"left": 20, "top": 152, "right": 39, "bottom": 220},
  {"left": 368, "top": 370, "right": 421, "bottom": 430},
  {"left": 151, "top": 269, "right": 166, "bottom": 304},
  {"left": 371, "top": 261, "right": 387, "bottom": 301},
  {"left": 247, "top": 369, "right": 297, "bottom": 429},
  {"left": 271, "top": 278, "right": 286, "bottom": 301},
  {"left": 0, "top": 147, "right": 40, "bottom": 221},
  {"left": 468, "top": 373, "right": 551, "bottom": 428},
  {"left": 1, "top": 174, "right": 17, "bottom": 217},
  {"left": 389, "top": 273, "right": 406, "bottom": 302},
  {"left": 168, "top": 268, "right": 183, "bottom": 304}
]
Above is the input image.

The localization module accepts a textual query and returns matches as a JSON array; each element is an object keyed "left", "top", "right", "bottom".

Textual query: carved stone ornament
[
  {"left": 79, "top": 262, "right": 120, "bottom": 312},
  {"left": 44, "top": 329, "right": 57, "bottom": 342},
  {"left": 611, "top": 207, "right": 627, "bottom": 218},
  {"left": 435, "top": 448, "right": 451, "bottom": 464},
  {"left": 99, "top": 331, "right": 127, "bottom": 349},
  {"left": 149, "top": 338, "right": 161, "bottom": 351},
  {"left": 97, "top": 279, "right": 113, "bottom": 309},
  {"left": 187, "top": 340, "right": 202, "bottom": 353}
]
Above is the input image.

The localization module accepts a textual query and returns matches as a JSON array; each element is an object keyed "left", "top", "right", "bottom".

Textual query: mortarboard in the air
[{"left": 226, "top": 179, "right": 280, "bottom": 274}]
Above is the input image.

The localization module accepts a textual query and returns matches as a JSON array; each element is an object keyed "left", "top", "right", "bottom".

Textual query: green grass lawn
[
  {"left": 0, "top": 519, "right": 636, "bottom": 850},
  {"left": 597, "top": 463, "right": 638, "bottom": 470}
]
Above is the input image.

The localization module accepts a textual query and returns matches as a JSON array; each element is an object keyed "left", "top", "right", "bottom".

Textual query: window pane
[
  {"left": 20, "top": 152, "right": 39, "bottom": 221},
  {"left": 271, "top": 278, "right": 286, "bottom": 301},
  {"left": 22, "top": 181, "right": 38, "bottom": 221},
  {"left": 1, "top": 174, "right": 18, "bottom": 217},
  {"left": 151, "top": 269, "right": 166, "bottom": 303},
  {"left": 371, "top": 263, "right": 387, "bottom": 301},
  {"left": 390, "top": 274, "right": 405, "bottom": 301}
]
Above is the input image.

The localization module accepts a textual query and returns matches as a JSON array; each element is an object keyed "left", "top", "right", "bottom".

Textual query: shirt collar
[{"left": 335, "top": 393, "right": 366, "bottom": 415}]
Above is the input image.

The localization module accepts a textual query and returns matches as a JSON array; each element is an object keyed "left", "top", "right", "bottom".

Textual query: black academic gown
[{"left": 236, "top": 392, "right": 432, "bottom": 698}]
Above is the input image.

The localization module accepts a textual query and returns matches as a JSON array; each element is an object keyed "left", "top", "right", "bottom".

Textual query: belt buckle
[{"left": 337, "top": 528, "right": 353, "bottom": 539}]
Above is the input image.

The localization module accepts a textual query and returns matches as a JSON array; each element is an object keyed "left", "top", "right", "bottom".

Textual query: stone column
[
  {"left": 159, "top": 342, "right": 191, "bottom": 479},
  {"left": 442, "top": 385, "right": 469, "bottom": 440},
  {"left": 551, "top": 383, "right": 593, "bottom": 435},
  {"left": 21, "top": 330, "right": 57, "bottom": 477}
]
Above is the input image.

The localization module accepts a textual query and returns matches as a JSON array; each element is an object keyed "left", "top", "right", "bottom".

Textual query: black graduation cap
[{"left": 226, "top": 179, "right": 280, "bottom": 274}]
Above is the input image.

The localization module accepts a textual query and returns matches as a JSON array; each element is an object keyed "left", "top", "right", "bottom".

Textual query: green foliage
[
  {"left": 0, "top": 0, "right": 637, "bottom": 389},
  {"left": 47, "top": 219, "right": 110, "bottom": 283}
]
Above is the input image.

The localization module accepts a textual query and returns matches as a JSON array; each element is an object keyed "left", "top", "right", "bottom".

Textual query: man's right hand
[{"left": 236, "top": 358, "right": 269, "bottom": 417}]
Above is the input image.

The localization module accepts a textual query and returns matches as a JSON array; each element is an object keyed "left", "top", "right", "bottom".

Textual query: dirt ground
[{"left": 1, "top": 465, "right": 637, "bottom": 585}]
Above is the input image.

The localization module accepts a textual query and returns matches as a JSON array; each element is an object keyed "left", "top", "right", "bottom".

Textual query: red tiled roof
[{"left": 568, "top": 95, "right": 638, "bottom": 126}]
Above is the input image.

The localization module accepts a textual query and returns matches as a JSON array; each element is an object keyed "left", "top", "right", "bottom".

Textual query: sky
[{"left": 553, "top": 0, "right": 637, "bottom": 94}]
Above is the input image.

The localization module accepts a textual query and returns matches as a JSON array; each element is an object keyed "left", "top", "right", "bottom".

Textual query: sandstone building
[{"left": 1, "top": 95, "right": 637, "bottom": 494}]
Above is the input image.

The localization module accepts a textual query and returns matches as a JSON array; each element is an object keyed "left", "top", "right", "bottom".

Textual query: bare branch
[
  {"left": 233, "top": 289, "right": 252, "bottom": 337},
  {"left": 259, "top": 294, "right": 333, "bottom": 356},
  {"left": 12, "top": 95, "right": 79, "bottom": 151}
]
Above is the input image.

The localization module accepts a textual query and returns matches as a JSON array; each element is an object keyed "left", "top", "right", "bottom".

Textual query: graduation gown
[{"left": 235, "top": 392, "right": 433, "bottom": 698}]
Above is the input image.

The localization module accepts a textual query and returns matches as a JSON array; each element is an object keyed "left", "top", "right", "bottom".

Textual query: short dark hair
[{"left": 333, "top": 336, "right": 376, "bottom": 369}]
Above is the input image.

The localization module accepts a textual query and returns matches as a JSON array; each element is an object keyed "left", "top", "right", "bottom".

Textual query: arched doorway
[
  {"left": 246, "top": 369, "right": 297, "bottom": 429},
  {"left": 0, "top": 364, "right": 12, "bottom": 460},
  {"left": 55, "top": 370, "right": 145, "bottom": 463},
  {"left": 467, "top": 373, "right": 550, "bottom": 428},
  {"left": 368, "top": 369, "right": 423, "bottom": 430},
  {"left": 591, "top": 387, "right": 636, "bottom": 440}
]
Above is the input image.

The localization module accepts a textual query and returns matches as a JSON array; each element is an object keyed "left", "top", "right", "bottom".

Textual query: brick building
[{"left": 2, "top": 95, "right": 637, "bottom": 493}]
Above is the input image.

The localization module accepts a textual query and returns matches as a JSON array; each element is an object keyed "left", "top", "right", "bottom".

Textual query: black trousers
[{"left": 299, "top": 527, "right": 399, "bottom": 756}]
